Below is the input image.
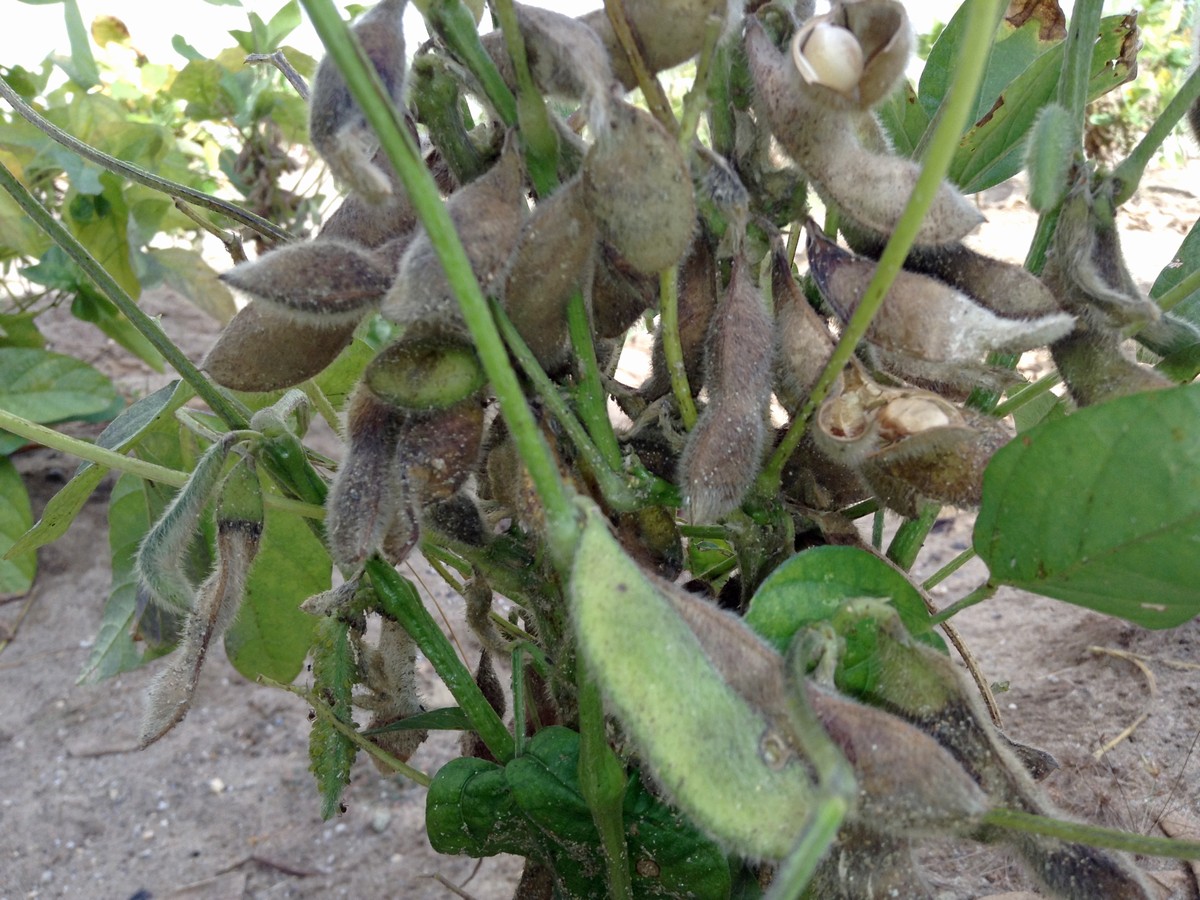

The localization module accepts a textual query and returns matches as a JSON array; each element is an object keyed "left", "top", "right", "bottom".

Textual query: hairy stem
[
  {"left": 659, "top": 266, "right": 699, "bottom": 429},
  {"left": 578, "top": 664, "right": 633, "bottom": 900},
  {"left": 983, "top": 806, "right": 1200, "bottom": 859},
  {"left": 567, "top": 292, "right": 624, "bottom": 471},
  {"left": 1113, "top": 66, "right": 1200, "bottom": 205}
]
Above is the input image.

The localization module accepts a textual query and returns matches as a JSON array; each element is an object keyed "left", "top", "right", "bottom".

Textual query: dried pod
[
  {"left": 1048, "top": 323, "right": 1173, "bottom": 407},
  {"left": 382, "top": 135, "right": 527, "bottom": 334},
  {"left": 1048, "top": 179, "right": 1162, "bottom": 330},
  {"left": 791, "top": 0, "right": 912, "bottom": 110},
  {"left": 318, "top": 150, "right": 418, "bottom": 248},
  {"left": 590, "top": 241, "right": 659, "bottom": 339},
  {"left": 780, "top": 430, "right": 871, "bottom": 511},
  {"left": 642, "top": 234, "right": 720, "bottom": 401},
  {"left": 481, "top": 3, "right": 613, "bottom": 118},
  {"left": 400, "top": 397, "right": 486, "bottom": 504},
  {"left": 840, "top": 221, "right": 1063, "bottom": 319},
  {"left": 582, "top": 100, "right": 695, "bottom": 276},
  {"left": 746, "top": 19, "right": 981, "bottom": 247},
  {"left": 771, "top": 239, "right": 836, "bottom": 411},
  {"left": 203, "top": 300, "right": 358, "bottom": 392},
  {"left": 808, "top": 827, "right": 933, "bottom": 900},
  {"left": 806, "top": 222, "right": 1074, "bottom": 391},
  {"left": 309, "top": 0, "right": 408, "bottom": 202},
  {"left": 501, "top": 175, "right": 598, "bottom": 372},
  {"left": 679, "top": 252, "right": 773, "bottom": 522},
  {"left": 364, "top": 326, "right": 486, "bottom": 412},
  {"left": 220, "top": 239, "right": 396, "bottom": 327},
  {"left": 325, "top": 384, "right": 415, "bottom": 569},
  {"left": 580, "top": 0, "right": 736, "bottom": 89},
  {"left": 355, "top": 618, "right": 428, "bottom": 771},
  {"left": 814, "top": 362, "right": 1010, "bottom": 516}
]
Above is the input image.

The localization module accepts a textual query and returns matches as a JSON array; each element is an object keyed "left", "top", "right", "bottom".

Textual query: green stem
[
  {"left": 578, "top": 663, "right": 632, "bottom": 900},
  {"left": 419, "top": 0, "right": 518, "bottom": 125},
  {"left": 871, "top": 509, "right": 885, "bottom": 551},
  {"left": 659, "top": 267, "right": 699, "bottom": 429},
  {"left": 301, "top": 0, "right": 577, "bottom": 567},
  {"left": 676, "top": 15, "right": 723, "bottom": 149},
  {"left": 567, "top": 292, "right": 624, "bottom": 471},
  {"left": 301, "top": 380, "right": 342, "bottom": 434},
  {"left": 762, "top": 796, "right": 849, "bottom": 900},
  {"left": 1156, "top": 264, "right": 1200, "bottom": 314},
  {"left": 1112, "top": 66, "right": 1200, "bottom": 205},
  {"left": 0, "top": 161, "right": 251, "bottom": 432},
  {"left": 0, "top": 78, "right": 293, "bottom": 245},
  {"left": 367, "top": 557, "right": 516, "bottom": 762},
  {"left": 886, "top": 502, "right": 940, "bottom": 571},
  {"left": 603, "top": 0, "right": 677, "bottom": 133},
  {"left": 922, "top": 547, "right": 977, "bottom": 591},
  {"left": 1058, "top": 0, "right": 1104, "bottom": 142},
  {"left": 263, "top": 676, "right": 432, "bottom": 786},
  {"left": 492, "top": 0, "right": 559, "bottom": 196},
  {"left": 929, "top": 582, "right": 997, "bottom": 627},
  {"left": 991, "top": 371, "right": 1062, "bottom": 418},
  {"left": 758, "top": 0, "right": 1003, "bottom": 494},
  {"left": 983, "top": 807, "right": 1200, "bottom": 859},
  {"left": 493, "top": 299, "right": 639, "bottom": 510}
]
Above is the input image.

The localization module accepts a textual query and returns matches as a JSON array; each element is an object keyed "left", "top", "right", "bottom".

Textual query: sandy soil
[{"left": 2, "top": 169, "right": 1199, "bottom": 900}]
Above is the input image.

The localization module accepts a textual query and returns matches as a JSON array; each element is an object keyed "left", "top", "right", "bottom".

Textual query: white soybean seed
[{"left": 792, "top": 22, "right": 864, "bottom": 94}]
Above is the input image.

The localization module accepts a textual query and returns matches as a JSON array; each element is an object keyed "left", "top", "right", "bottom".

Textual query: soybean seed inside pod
[{"left": 582, "top": 100, "right": 695, "bottom": 276}]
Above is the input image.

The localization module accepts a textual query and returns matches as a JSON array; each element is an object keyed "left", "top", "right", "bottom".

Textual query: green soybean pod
[
  {"left": 569, "top": 503, "right": 814, "bottom": 860},
  {"left": 1024, "top": 102, "right": 1076, "bottom": 214}
]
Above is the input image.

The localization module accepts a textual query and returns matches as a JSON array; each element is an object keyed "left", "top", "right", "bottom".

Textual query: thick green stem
[
  {"left": 419, "top": 0, "right": 518, "bottom": 125},
  {"left": 0, "top": 78, "right": 292, "bottom": 244},
  {"left": 0, "top": 161, "right": 251, "bottom": 431},
  {"left": 991, "top": 372, "right": 1062, "bottom": 418},
  {"left": 1113, "top": 66, "right": 1200, "bottom": 205},
  {"left": 759, "top": 0, "right": 1004, "bottom": 493},
  {"left": 492, "top": 0, "right": 559, "bottom": 196},
  {"left": 886, "top": 502, "right": 940, "bottom": 571},
  {"left": 983, "top": 807, "right": 1200, "bottom": 859},
  {"left": 300, "top": 0, "right": 577, "bottom": 567},
  {"left": 659, "top": 267, "right": 699, "bottom": 429},
  {"left": 676, "top": 15, "right": 723, "bottom": 149},
  {"left": 1058, "top": 0, "right": 1104, "bottom": 142},
  {"left": 367, "top": 557, "right": 515, "bottom": 762},
  {"left": 567, "top": 292, "right": 624, "bottom": 471},
  {"left": 578, "top": 664, "right": 633, "bottom": 900}
]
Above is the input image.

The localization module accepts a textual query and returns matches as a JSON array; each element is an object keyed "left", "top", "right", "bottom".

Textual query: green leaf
[
  {"left": 70, "top": 287, "right": 165, "bottom": 372},
  {"left": 313, "top": 337, "right": 377, "bottom": 411},
  {"left": 876, "top": 80, "right": 929, "bottom": 158},
  {"left": 0, "top": 457, "right": 35, "bottom": 596},
  {"left": 361, "top": 706, "right": 471, "bottom": 734},
  {"left": 1011, "top": 389, "right": 1066, "bottom": 434},
  {"left": 309, "top": 616, "right": 356, "bottom": 820},
  {"left": 0, "top": 347, "right": 119, "bottom": 424},
  {"left": 949, "top": 15, "right": 1137, "bottom": 194},
  {"left": 65, "top": 172, "right": 140, "bottom": 299},
  {"left": 223, "top": 500, "right": 327, "bottom": 682},
  {"left": 1152, "top": 217, "right": 1200, "bottom": 327},
  {"left": 975, "top": 384, "right": 1200, "bottom": 628},
  {"left": 0, "top": 313, "right": 45, "bottom": 349},
  {"left": 145, "top": 248, "right": 237, "bottom": 324},
  {"left": 745, "top": 545, "right": 945, "bottom": 655},
  {"left": 57, "top": 0, "right": 100, "bottom": 88},
  {"left": 266, "top": 1, "right": 302, "bottom": 49},
  {"left": 6, "top": 465, "right": 105, "bottom": 563},
  {"left": 77, "top": 473, "right": 148, "bottom": 683}
]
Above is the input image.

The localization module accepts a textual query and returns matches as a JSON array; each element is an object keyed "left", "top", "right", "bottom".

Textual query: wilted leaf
[
  {"left": 91, "top": 15, "right": 131, "bottom": 47},
  {"left": 975, "top": 384, "right": 1200, "bottom": 628},
  {"left": 745, "top": 545, "right": 945, "bottom": 655},
  {"left": 0, "top": 457, "right": 35, "bottom": 596}
]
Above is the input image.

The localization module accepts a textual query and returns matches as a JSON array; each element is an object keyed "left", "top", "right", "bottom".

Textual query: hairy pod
[
  {"left": 807, "top": 826, "right": 933, "bottom": 900},
  {"left": 642, "top": 234, "right": 719, "bottom": 401},
  {"left": 309, "top": 0, "right": 408, "bottom": 202},
  {"left": 590, "top": 241, "right": 659, "bottom": 339},
  {"left": 840, "top": 220, "right": 1063, "bottom": 319},
  {"left": 582, "top": 100, "right": 695, "bottom": 276},
  {"left": 790, "top": 0, "right": 912, "bottom": 110},
  {"left": 355, "top": 617, "right": 428, "bottom": 770},
  {"left": 220, "top": 239, "right": 396, "bottom": 327},
  {"left": 364, "top": 326, "right": 486, "bottom": 412},
  {"left": 771, "top": 239, "right": 836, "bottom": 412},
  {"left": 318, "top": 150, "right": 419, "bottom": 247},
  {"left": 580, "top": 0, "right": 737, "bottom": 90},
  {"left": 325, "top": 384, "right": 417, "bottom": 569},
  {"left": 382, "top": 135, "right": 527, "bottom": 334},
  {"left": 1024, "top": 102, "right": 1076, "bottom": 214},
  {"left": 679, "top": 251, "right": 773, "bottom": 522},
  {"left": 140, "top": 458, "right": 263, "bottom": 747},
  {"left": 203, "top": 301, "right": 359, "bottom": 392},
  {"left": 501, "top": 175, "right": 598, "bottom": 372},
  {"left": 830, "top": 601, "right": 1155, "bottom": 900},
  {"left": 780, "top": 430, "right": 871, "bottom": 511},
  {"left": 806, "top": 222, "right": 1074, "bottom": 391},
  {"left": 746, "top": 19, "right": 982, "bottom": 247},
  {"left": 813, "top": 361, "right": 1009, "bottom": 516},
  {"left": 1048, "top": 180, "right": 1162, "bottom": 330},
  {"left": 481, "top": 3, "right": 613, "bottom": 121},
  {"left": 399, "top": 397, "right": 486, "bottom": 504},
  {"left": 1047, "top": 322, "right": 1173, "bottom": 407}
]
